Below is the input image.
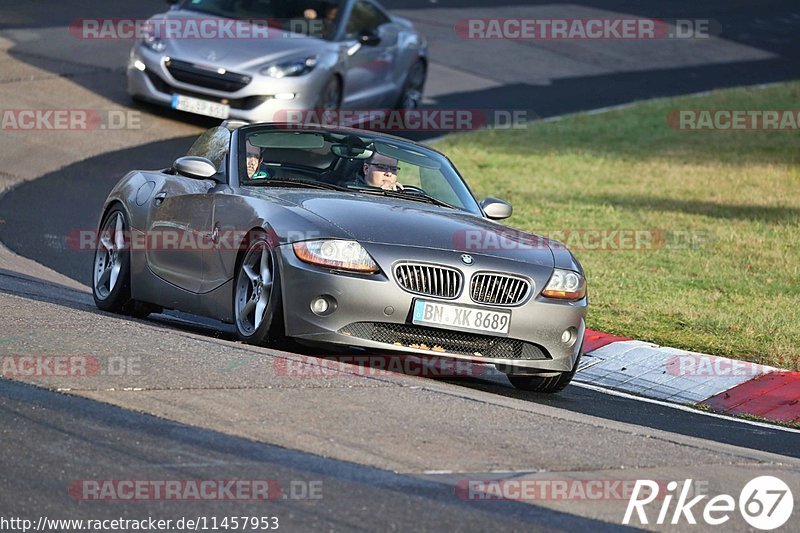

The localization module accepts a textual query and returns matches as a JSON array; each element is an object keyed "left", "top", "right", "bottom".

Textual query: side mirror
[
  {"left": 359, "top": 32, "right": 381, "bottom": 46},
  {"left": 480, "top": 197, "right": 513, "bottom": 220},
  {"left": 173, "top": 156, "right": 220, "bottom": 181}
]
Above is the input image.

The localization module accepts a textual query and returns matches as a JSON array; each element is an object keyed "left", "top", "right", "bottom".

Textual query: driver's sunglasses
[{"left": 369, "top": 162, "right": 400, "bottom": 174}]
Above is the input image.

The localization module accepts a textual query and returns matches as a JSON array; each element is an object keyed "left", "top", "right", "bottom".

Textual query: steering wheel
[{"left": 399, "top": 185, "right": 426, "bottom": 194}]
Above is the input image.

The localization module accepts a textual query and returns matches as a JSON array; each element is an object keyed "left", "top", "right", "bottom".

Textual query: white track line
[{"left": 572, "top": 381, "right": 800, "bottom": 435}]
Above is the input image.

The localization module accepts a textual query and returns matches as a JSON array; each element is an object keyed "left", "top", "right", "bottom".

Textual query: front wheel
[
  {"left": 233, "top": 235, "right": 285, "bottom": 346},
  {"left": 506, "top": 354, "right": 581, "bottom": 393},
  {"left": 395, "top": 60, "right": 426, "bottom": 110}
]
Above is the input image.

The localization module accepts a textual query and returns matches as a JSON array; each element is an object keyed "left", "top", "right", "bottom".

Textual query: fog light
[
  {"left": 274, "top": 93, "right": 296, "bottom": 100},
  {"left": 561, "top": 327, "right": 577, "bottom": 346},
  {"left": 311, "top": 297, "right": 329, "bottom": 315},
  {"left": 133, "top": 59, "right": 146, "bottom": 72}
]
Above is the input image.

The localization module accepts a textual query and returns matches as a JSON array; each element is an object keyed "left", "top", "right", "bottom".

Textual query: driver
[{"left": 361, "top": 153, "right": 404, "bottom": 191}]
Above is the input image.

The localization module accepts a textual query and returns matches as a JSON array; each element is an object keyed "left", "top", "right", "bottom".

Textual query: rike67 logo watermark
[{"left": 624, "top": 476, "right": 794, "bottom": 530}]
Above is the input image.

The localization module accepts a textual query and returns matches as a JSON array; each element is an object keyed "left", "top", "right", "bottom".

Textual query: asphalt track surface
[
  {"left": 2, "top": 1, "right": 800, "bottom": 530},
  {"left": 2, "top": 378, "right": 620, "bottom": 531}
]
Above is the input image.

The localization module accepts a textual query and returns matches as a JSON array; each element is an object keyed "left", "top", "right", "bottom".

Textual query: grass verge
[{"left": 435, "top": 82, "right": 800, "bottom": 368}]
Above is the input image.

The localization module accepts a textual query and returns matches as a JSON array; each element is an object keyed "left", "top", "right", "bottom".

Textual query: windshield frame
[{"left": 234, "top": 125, "right": 483, "bottom": 215}]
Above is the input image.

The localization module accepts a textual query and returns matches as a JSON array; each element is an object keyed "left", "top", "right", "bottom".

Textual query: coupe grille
[
  {"left": 146, "top": 71, "right": 267, "bottom": 109},
  {"left": 394, "top": 263, "right": 462, "bottom": 299},
  {"left": 165, "top": 58, "right": 251, "bottom": 92},
  {"left": 470, "top": 273, "right": 531, "bottom": 306},
  {"left": 339, "top": 322, "right": 550, "bottom": 360}
]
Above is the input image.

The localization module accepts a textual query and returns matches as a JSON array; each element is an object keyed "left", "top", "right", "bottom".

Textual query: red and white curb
[{"left": 577, "top": 330, "right": 800, "bottom": 425}]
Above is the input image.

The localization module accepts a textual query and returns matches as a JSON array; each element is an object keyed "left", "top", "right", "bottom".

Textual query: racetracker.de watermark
[
  {"left": 275, "top": 109, "right": 531, "bottom": 131},
  {"left": 272, "top": 355, "right": 501, "bottom": 379},
  {"left": 0, "top": 109, "right": 142, "bottom": 131},
  {"left": 68, "top": 228, "right": 291, "bottom": 253},
  {"left": 69, "top": 18, "right": 306, "bottom": 40},
  {"left": 455, "top": 18, "right": 715, "bottom": 40},
  {"left": 68, "top": 479, "right": 322, "bottom": 501},
  {"left": 452, "top": 228, "right": 711, "bottom": 252},
  {"left": 456, "top": 478, "right": 692, "bottom": 501},
  {"left": 668, "top": 109, "right": 800, "bottom": 131},
  {"left": 1, "top": 355, "right": 141, "bottom": 378}
]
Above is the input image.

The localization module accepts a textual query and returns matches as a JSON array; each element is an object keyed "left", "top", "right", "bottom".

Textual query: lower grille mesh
[{"left": 339, "top": 322, "right": 549, "bottom": 360}]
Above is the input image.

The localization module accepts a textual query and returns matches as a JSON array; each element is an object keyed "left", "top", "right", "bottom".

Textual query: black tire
[
  {"left": 315, "top": 76, "right": 342, "bottom": 111},
  {"left": 92, "top": 208, "right": 134, "bottom": 314},
  {"left": 507, "top": 353, "right": 582, "bottom": 393},
  {"left": 395, "top": 60, "right": 426, "bottom": 110},
  {"left": 233, "top": 232, "right": 285, "bottom": 346}
]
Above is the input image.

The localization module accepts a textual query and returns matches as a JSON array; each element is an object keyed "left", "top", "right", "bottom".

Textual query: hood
[
  {"left": 243, "top": 188, "right": 555, "bottom": 267},
  {"left": 153, "top": 10, "right": 327, "bottom": 71}
]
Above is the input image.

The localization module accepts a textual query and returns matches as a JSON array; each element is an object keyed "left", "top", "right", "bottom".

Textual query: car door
[
  {"left": 145, "top": 126, "right": 229, "bottom": 293},
  {"left": 199, "top": 193, "right": 253, "bottom": 295},
  {"left": 145, "top": 177, "right": 214, "bottom": 293},
  {"left": 341, "top": 0, "right": 399, "bottom": 108}
]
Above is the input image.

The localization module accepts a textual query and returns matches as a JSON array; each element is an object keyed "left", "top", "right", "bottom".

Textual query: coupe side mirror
[
  {"left": 173, "top": 156, "right": 220, "bottom": 182},
  {"left": 480, "top": 197, "right": 513, "bottom": 220},
  {"left": 359, "top": 32, "right": 382, "bottom": 46}
]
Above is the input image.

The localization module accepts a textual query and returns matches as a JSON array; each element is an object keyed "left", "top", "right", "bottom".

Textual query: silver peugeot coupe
[
  {"left": 127, "top": 0, "right": 428, "bottom": 121},
  {"left": 92, "top": 121, "right": 588, "bottom": 392}
]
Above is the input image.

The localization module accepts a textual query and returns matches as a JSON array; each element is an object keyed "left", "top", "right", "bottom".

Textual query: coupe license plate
[
  {"left": 171, "top": 94, "right": 230, "bottom": 119},
  {"left": 412, "top": 300, "right": 511, "bottom": 336}
]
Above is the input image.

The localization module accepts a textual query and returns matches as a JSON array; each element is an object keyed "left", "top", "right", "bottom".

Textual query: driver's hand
[{"left": 380, "top": 181, "right": 404, "bottom": 191}]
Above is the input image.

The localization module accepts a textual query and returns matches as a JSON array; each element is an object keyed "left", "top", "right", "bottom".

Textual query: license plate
[
  {"left": 412, "top": 300, "right": 511, "bottom": 336},
  {"left": 171, "top": 94, "right": 230, "bottom": 119}
]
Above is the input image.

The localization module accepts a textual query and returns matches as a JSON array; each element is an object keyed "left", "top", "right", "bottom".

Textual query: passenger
[{"left": 246, "top": 142, "right": 269, "bottom": 179}]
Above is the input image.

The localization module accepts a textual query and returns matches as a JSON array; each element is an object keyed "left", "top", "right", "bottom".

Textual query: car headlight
[
  {"left": 261, "top": 56, "right": 317, "bottom": 78},
  {"left": 142, "top": 25, "right": 166, "bottom": 52},
  {"left": 293, "top": 240, "right": 379, "bottom": 273},
  {"left": 541, "top": 269, "right": 586, "bottom": 300}
]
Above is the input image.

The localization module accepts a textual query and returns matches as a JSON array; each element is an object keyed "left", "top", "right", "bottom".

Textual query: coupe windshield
[
  {"left": 179, "top": 0, "right": 344, "bottom": 39},
  {"left": 240, "top": 128, "right": 483, "bottom": 215}
]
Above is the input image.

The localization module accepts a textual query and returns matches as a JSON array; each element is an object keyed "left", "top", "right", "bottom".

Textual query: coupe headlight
[
  {"left": 142, "top": 25, "right": 166, "bottom": 52},
  {"left": 542, "top": 269, "right": 586, "bottom": 300},
  {"left": 293, "top": 240, "right": 379, "bottom": 273},
  {"left": 261, "top": 56, "right": 317, "bottom": 78}
]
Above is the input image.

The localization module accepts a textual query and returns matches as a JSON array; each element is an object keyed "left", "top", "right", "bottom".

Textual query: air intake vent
[{"left": 339, "top": 322, "right": 550, "bottom": 360}]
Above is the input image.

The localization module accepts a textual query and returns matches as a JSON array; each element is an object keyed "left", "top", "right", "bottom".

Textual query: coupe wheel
[
  {"left": 506, "top": 354, "right": 581, "bottom": 393},
  {"left": 234, "top": 235, "right": 284, "bottom": 345},
  {"left": 396, "top": 60, "right": 426, "bottom": 110},
  {"left": 316, "top": 77, "right": 341, "bottom": 111}
]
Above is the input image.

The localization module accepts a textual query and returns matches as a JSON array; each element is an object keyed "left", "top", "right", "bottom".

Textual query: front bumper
[
  {"left": 126, "top": 45, "right": 328, "bottom": 122},
  {"left": 276, "top": 243, "right": 587, "bottom": 373}
]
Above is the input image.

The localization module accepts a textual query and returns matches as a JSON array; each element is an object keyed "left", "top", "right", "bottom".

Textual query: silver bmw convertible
[
  {"left": 92, "top": 121, "right": 588, "bottom": 392},
  {"left": 127, "top": 0, "right": 427, "bottom": 121}
]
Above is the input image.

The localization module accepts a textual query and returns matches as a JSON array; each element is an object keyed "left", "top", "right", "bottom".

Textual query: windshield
[
  {"left": 178, "top": 0, "right": 344, "bottom": 39},
  {"left": 239, "top": 127, "right": 483, "bottom": 215}
]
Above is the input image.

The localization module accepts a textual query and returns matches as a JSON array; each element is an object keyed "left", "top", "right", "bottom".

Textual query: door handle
[
  {"left": 201, "top": 224, "right": 220, "bottom": 245},
  {"left": 153, "top": 192, "right": 167, "bottom": 206}
]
